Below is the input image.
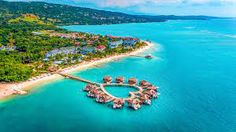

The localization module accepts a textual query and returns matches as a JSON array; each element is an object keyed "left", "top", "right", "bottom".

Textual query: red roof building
[{"left": 96, "top": 45, "right": 106, "bottom": 52}]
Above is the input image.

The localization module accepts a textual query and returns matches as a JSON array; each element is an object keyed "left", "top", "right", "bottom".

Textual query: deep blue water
[{"left": 0, "top": 19, "right": 236, "bottom": 132}]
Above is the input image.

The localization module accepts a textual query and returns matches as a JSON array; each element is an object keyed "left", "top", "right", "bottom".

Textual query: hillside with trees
[{"left": 0, "top": 0, "right": 219, "bottom": 26}]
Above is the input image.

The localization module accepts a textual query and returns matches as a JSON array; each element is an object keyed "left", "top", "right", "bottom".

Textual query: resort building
[
  {"left": 122, "top": 37, "right": 140, "bottom": 47},
  {"left": 0, "top": 46, "right": 16, "bottom": 51},
  {"left": 109, "top": 40, "right": 123, "bottom": 49},
  {"left": 80, "top": 46, "right": 96, "bottom": 55},
  {"left": 32, "top": 31, "right": 43, "bottom": 35},
  {"left": 96, "top": 45, "right": 106, "bottom": 52},
  {"left": 105, "top": 35, "right": 121, "bottom": 40},
  {"left": 52, "top": 60, "right": 63, "bottom": 65},
  {"left": 45, "top": 46, "right": 77, "bottom": 58},
  {"left": 87, "top": 40, "right": 94, "bottom": 45}
]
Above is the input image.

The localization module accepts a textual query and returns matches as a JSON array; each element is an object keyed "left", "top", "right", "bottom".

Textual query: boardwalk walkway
[
  {"left": 101, "top": 83, "right": 143, "bottom": 101},
  {"left": 57, "top": 72, "right": 100, "bottom": 85}
]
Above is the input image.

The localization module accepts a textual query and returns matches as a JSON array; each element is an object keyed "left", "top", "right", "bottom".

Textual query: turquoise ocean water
[{"left": 0, "top": 19, "right": 236, "bottom": 132}]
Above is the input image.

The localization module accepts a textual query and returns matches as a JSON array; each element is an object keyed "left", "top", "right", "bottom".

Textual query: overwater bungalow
[
  {"left": 128, "top": 78, "right": 137, "bottom": 85},
  {"left": 84, "top": 83, "right": 97, "bottom": 91},
  {"left": 127, "top": 98, "right": 142, "bottom": 110},
  {"left": 139, "top": 80, "right": 150, "bottom": 87},
  {"left": 113, "top": 99, "right": 125, "bottom": 109},
  {"left": 96, "top": 93, "right": 111, "bottom": 103},
  {"left": 140, "top": 94, "right": 151, "bottom": 105},
  {"left": 87, "top": 89, "right": 100, "bottom": 98},
  {"left": 116, "top": 77, "right": 125, "bottom": 84},
  {"left": 143, "top": 90, "right": 158, "bottom": 99},
  {"left": 103, "top": 76, "right": 112, "bottom": 83},
  {"left": 146, "top": 85, "right": 158, "bottom": 91}
]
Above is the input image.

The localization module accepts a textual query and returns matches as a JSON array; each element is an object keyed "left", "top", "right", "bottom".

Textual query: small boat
[{"left": 145, "top": 54, "right": 153, "bottom": 59}]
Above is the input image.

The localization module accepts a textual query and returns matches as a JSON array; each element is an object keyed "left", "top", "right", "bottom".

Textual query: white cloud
[
  {"left": 73, "top": 0, "right": 236, "bottom": 7},
  {"left": 7, "top": 0, "right": 236, "bottom": 16},
  {"left": 9, "top": 0, "right": 236, "bottom": 7}
]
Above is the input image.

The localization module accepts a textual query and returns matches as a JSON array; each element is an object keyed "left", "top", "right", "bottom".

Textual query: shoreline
[{"left": 0, "top": 41, "right": 154, "bottom": 101}]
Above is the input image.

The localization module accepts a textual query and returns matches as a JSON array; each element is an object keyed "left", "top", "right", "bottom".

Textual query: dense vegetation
[
  {"left": 0, "top": 14, "right": 75, "bottom": 82},
  {"left": 0, "top": 0, "right": 219, "bottom": 25}
]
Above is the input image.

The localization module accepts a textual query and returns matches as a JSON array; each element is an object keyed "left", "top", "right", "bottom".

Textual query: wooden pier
[{"left": 57, "top": 72, "right": 100, "bottom": 85}]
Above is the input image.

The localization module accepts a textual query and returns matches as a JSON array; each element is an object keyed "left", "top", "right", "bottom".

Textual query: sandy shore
[{"left": 0, "top": 41, "right": 154, "bottom": 100}]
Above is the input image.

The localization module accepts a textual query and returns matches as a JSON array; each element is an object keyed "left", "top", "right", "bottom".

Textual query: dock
[{"left": 57, "top": 72, "right": 100, "bottom": 85}]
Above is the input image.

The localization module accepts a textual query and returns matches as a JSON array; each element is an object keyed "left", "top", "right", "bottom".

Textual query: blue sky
[{"left": 7, "top": 0, "right": 236, "bottom": 17}]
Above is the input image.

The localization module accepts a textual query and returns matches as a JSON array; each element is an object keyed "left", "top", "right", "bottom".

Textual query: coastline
[{"left": 0, "top": 41, "right": 154, "bottom": 101}]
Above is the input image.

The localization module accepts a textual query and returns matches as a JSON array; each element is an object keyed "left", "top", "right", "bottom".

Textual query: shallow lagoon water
[
  {"left": 0, "top": 19, "right": 236, "bottom": 132},
  {"left": 104, "top": 86, "right": 137, "bottom": 98}
]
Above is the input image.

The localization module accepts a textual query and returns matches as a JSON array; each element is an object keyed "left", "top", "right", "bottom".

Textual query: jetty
[{"left": 57, "top": 72, "right": 100, "bottom": 85}]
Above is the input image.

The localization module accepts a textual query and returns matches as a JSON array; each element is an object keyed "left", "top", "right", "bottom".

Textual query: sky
[{"left": 7, "top": 0, "right": 236, "bottom": 17}]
